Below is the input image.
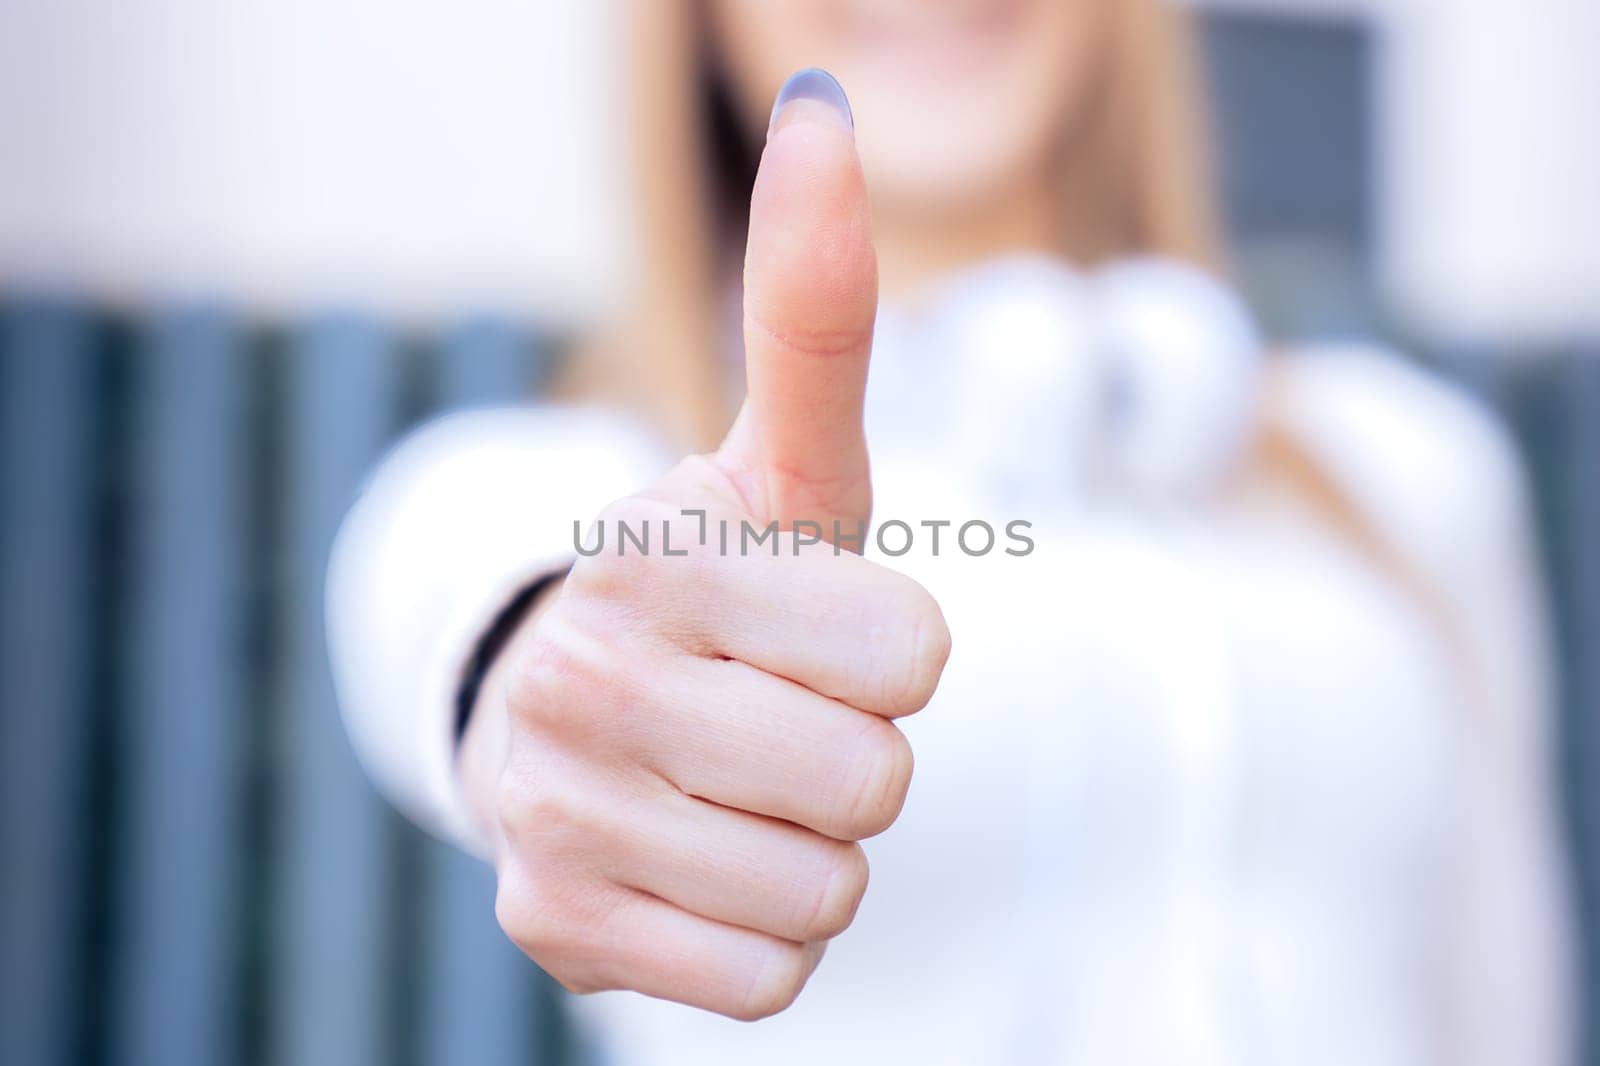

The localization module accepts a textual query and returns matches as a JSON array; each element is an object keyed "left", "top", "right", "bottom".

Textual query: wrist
[{"left": 455, "top": 573, "right": 565, "bottom": 856}]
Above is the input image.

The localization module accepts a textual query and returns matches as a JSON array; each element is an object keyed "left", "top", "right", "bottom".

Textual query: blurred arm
[
  {"left": 325, "top": 406, "right": 669, "bottom": 855},
  {"left": 1418, "top": 411, "right": 1576, "bottom": 1066},
  {"left": 1271, "top": 348, "right": 1576, "bottom": 1065}
]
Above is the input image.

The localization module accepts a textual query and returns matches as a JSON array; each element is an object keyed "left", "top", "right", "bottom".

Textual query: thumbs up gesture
[{"left": 480, "top": 71, "right": 951, "bottom": 1019}]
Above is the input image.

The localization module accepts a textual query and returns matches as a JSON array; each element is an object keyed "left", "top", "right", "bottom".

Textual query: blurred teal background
[{"left": 2, "top": 7, "right": 1597, "bottom": 1066}]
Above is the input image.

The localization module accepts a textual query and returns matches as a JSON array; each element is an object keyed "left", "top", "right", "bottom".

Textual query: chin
[
  {"left": 858, "top": 141, "right": 1033, "bottom": 218},
  {"left": 852, "top": 94, "right": 1062, "bottom": 216}
]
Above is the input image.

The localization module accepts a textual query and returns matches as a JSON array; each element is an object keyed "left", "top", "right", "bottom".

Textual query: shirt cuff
[{"left": 326, "top": 406, "right": 670, "bottom": 855}]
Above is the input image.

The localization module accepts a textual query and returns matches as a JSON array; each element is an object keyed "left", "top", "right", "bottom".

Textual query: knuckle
[
  {"left": 494, "top": 868, "right": 569, "bottom": 960},
  {"left": 503, "top": 614, "right": 644, "bottom": 749},
  {"left": 494, "top": 767, "right": 552, "bottom": 843},
  {"left": 493, "top": 756, "right": 592, "bottom": 857},
  {"left": 834, "top": 720, "right": 914, "bottom": 840},
  {"left": 496, "top": 865, "right": 623, "bottom": 992},
  {"left": 503, "top": 620, "right": 589, "bottom": 727},
  {"left": 735, "top": 943, "right": 812, "bottom": 1021},
  {"left": 570, "top": 494, "right": 680, "bottom": 596},
  {"left": 797, "top": 842, "right": 870, "bottom": 940},
  {"left": 874, "top": 584, "right": 952, "bottom": 717}
]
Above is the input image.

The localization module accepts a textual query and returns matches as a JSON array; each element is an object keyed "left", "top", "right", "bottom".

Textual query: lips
[{"left": 833, "top": 0, "right": 1027, "bottom": 82}]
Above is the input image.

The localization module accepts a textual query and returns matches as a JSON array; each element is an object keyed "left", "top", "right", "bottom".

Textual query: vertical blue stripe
[
  {"left": 272, "top": 317, "right": 404, "bottom": 1066},
  {"left": 436, "top": 318, "right": 533, "bottom": 406},
  {"left": 110, "top": 310, "right": 249, "bottom": 1066},
  {"left": 0, "top": 306, "right": 97, "bottom": 1066}
]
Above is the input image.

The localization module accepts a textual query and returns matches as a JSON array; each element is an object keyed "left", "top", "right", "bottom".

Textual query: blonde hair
[{"left": 578, "top": 0, "right": 1222, "bottom": 450}]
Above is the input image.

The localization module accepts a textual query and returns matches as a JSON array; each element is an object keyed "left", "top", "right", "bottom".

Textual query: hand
[{"left": 466, "top": 69, "right": 951, "bottom": 1020}]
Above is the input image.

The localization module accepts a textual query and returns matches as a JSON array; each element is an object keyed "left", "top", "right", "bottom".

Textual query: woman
[{"left": 327, "top": 1, "right": 1574, "bottom": 1062}]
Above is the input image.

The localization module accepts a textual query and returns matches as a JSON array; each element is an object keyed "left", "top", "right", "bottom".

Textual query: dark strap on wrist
[{"left": 453, "top": 568, "right": 568, "bottom": 742}]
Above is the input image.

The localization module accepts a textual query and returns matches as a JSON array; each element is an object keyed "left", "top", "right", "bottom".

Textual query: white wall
[
  {"left": 1193, "top": 0, "right": 1599, "bottom": 343},
  {"left": 0, "top": 0, "right": 627, "bottom": 324},
  {"left": 0, "top": 0, "right": 1594, "bottom": 340},
  {"left": 1376, "top": 0, "right": 1600, "bottom": 344}
]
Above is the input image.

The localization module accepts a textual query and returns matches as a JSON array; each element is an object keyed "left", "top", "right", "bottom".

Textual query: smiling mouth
[{"left": 843, "top": 1, "right": 1027, "bottom": 77}]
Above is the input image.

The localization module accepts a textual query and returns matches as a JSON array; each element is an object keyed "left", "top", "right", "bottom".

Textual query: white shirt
[{"left": 326, "top": 257, "right": 1573, "bottom": 1065}]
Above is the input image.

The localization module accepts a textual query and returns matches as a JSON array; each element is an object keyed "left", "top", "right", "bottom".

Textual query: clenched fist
[{"left": 460, "top": 69, "right": 951, "bottom": 1020}]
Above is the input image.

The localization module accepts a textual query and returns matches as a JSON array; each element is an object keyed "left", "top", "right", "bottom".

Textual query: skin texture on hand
[{"left": 458, "top": 70, "right": 951, "bottom": 1021}]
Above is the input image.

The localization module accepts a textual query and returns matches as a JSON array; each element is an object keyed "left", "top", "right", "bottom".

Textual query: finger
[
  {"left": 717, "top": 67, "right": 878, "bottom": 534},
  {"left": 499, "top": 870, "right": 824, "bottom": 1021},
  {"left": 648, "top": 657, "right": 916, "bottom": 841},
  {"left": 569, "top": 492, "right": 948, "bottom": 718},
  {"left": 605, "top": 789, "right": 870, "bottom": 942},
  {"left": 689, "top": 541, "right": 948, "bottom": 719}
]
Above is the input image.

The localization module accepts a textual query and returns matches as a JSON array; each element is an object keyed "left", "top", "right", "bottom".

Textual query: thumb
[{"left": 716, "top": 68, "right": 878, "bottom": 539}]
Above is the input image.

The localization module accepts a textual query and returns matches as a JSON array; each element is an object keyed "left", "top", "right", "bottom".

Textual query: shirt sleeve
[{"left": 325, "top": 405, "right": 671, "bottom": 855}]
